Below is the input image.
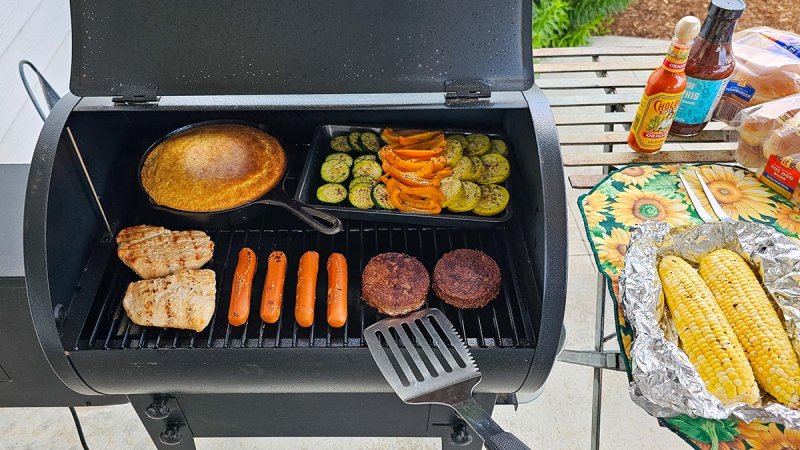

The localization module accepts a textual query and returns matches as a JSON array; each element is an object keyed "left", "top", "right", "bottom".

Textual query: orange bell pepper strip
[
  {"left": 405, "top": 186, "right": 446, "bottom": 203},
  {"left": 401, "top": 134, "right": 444, "bottom": 150},
  {"left": 383, "top": 178, "right": 405, "bottom": 209},
  {"left": 398, "top": 192, "right": 436, "bottom": 209},
  {"left": 383, "top": 164, "right": 436, "bottom": 187},
  {"left": 416, "top": 163, "right": 436, "bottom": 179},
  {"left": 397, "top": 199, "right": 442, "bottom": 214},
  {"left": 398, "top": 130, "right": 442, "bottom": 146},
  {"left": 383, "top": 150, "right": 432, "bottom": 172},
  {"left": 394, "top": 147, "right": 444, "bottom": 159}
]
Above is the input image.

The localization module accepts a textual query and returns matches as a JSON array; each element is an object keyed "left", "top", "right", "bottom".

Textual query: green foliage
[
  {"left": 532, "top": 0, "right": 571, "bottom": 48},
  {"left": 533, "top": 0, "right": 632, "bottom": 48}
]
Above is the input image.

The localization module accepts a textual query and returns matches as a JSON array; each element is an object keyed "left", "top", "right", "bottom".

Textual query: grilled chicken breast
[
  {"left": 117, "top": 225, "right": 214, "bottom": 279},
  {"left": 123, "top": 269, "right": 217, "bottom": 332}
]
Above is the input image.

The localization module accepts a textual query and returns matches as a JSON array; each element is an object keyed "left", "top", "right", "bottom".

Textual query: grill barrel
[{"left": 16, "top": 90, "right": 563, "bottom": 406}]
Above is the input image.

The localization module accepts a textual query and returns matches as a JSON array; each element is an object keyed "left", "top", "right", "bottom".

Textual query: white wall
[{"left": 0, "top": 0, "right": 71, "bottom": 164}]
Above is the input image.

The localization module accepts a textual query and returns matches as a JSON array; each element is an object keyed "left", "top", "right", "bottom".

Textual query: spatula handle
[
  {"left": 484, "top": 432, "right": 530, "bottom": 450},
  {"left": 452, "top": 398, "right": 530, "bottom": 450}
]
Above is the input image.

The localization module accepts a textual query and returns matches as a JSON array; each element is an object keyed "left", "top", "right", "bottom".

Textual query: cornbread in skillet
[
  {"left": 141, "top": 124, "right": 287, "bottom": 212},
  {"left": 433, "top": 249, "right": 501, "bottom": 309},
  {"left": 361, "top": 252, "right": 429, "bottom": 316}
]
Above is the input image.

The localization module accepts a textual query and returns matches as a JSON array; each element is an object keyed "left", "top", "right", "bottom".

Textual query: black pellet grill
[{"left": 0, "top": 1, "right": 567, "bottom": 448}]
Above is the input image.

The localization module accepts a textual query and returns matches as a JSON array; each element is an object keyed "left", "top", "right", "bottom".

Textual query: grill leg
[
  {"left": 589, "top": 54, "right": 617, "bottom": 450},
  {"left": 590, "top": 272, "right": 607, "bottom": 450},
  {"left": 129, "top": 395, "right": 196, "bottom": 450}
]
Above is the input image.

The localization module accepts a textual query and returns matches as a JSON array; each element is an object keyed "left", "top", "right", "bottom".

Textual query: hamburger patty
[
  {"left": 433, "top": 249, "right": 501, "bottom": 309},
  {"left": 361, "top": 253, "right": 429, "bottom": 316}
]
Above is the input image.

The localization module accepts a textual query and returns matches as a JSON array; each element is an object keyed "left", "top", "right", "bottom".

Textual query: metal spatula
[{"left": 364, "top": 308, "right": 530, "bottom": 450}]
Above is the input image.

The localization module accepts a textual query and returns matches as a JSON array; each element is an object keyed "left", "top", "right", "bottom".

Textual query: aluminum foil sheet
[{"left": 620, "top": 220, "right": 800, "bottom": 427}]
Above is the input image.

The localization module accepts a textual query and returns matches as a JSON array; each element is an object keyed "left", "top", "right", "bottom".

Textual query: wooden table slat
[
  {"left": 534, "top": 46, "right": 665, "bottom": 57},
  {"left": 536, "top": 77, "right": 646, "bottom": 90},
  {"left": 548, "top": 93, "right": 642, "bottom": 107},
  {"left": 543, "top": 46, "right": 737, "bottom": 191},
  {"left": 569, "top": 174, "right": 605, "bottom": 189},
  {"left": 554, "top": 111, "right": 636, "bottom": 126},
  {"left": 562, "top": 149, "right": 736, "bottom": 167},
  {"left": 559, "top": 129, "right": 726, "bottom": 145},
  {"left": 536, "top": 59, "right": 662, "bottom": 74}
]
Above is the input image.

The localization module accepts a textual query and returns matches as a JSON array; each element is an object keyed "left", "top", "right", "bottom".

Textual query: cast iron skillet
[{"left": 138, "top": 120, "right": 343, "bottom": 234}]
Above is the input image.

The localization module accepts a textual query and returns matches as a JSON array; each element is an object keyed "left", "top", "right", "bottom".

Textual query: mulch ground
[{"left": 611, "top": 0, "right": 799, "bottom": 39}]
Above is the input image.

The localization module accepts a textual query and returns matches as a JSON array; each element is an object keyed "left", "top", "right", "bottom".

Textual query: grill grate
[{"left": 73, "top": 219, "right": 536, "bottom": 351}]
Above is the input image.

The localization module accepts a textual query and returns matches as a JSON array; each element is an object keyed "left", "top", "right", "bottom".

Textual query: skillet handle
[{"left": 258, "top": 199, "right": 343, "bottom": 235}]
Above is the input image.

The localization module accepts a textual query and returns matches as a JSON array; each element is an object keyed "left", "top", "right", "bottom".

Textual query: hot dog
[
  {"left": 295, "top": 251, "right": 319, "bottom": 327},
  {"left": 260, "top": 251, "right": 287, "bottom": 324},
  {"left": 326, "top": 253, "right": 348, "bottom": 328},
  {"left": 229, "top": 247, "right": 256, "bottom": 326}
]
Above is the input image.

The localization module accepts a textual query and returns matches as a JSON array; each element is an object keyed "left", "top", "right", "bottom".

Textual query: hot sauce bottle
[
  {"left": 670, "top": 0, "right": 745, "bottom": 136},
  {"left": 628, "top": 16, "right": 701, "bottom": 154}
]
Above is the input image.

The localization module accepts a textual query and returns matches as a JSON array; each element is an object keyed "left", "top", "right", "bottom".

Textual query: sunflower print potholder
[{"left": 578, "top": 163, "right": 800, "bottom": 450}]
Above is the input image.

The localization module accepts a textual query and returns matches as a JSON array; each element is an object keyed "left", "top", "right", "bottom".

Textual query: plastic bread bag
[
  {"left": 714, "top": 27, "right": 800, "bottom": 124},
  {"left": 732, "top": 93, "right": 800, "bottom": 203}
]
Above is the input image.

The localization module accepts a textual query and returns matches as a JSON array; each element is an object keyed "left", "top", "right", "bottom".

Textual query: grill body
[{"left": 7, "top": 88, "right": 565, "bottom": 447}]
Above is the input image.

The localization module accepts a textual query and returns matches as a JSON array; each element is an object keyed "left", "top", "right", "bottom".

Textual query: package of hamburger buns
[
  {"left": 733, "top": 93, "right": 800, "bottom": 204},
  {"left": 714, "top": 27, "right": 800, "bottom": 124}
]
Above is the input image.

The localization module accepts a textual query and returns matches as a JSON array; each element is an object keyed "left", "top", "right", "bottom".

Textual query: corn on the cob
[
  {"left": 699, "top": 249, "right": 800, "bottom": 408},
  {"left": 658, "top": 255, "right": 760, "bottom": 405}
]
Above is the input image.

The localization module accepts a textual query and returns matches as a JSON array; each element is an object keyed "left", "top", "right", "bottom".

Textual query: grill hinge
[
  {"left": 444, "top": 80, "right": 491, "bottom": 104},
  {"left": 112, "top": 93, "right": 160, "bottom": 104}
]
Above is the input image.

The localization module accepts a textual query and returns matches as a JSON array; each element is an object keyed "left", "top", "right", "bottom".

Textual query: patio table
[{"left": 533, "top": 45, "right": 737, "bottom": 450}]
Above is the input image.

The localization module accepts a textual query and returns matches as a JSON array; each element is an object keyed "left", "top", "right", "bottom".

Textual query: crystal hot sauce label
[
  {"left": 662, "top": 43, "right": 691, "bottom": 72},
  {"left": 630, "top": 93, "right": 684, "bottom": 151}
]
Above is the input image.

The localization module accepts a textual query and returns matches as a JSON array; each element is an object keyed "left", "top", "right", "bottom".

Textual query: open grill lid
[{"left": 69, "top": 0, "right": 533, "bottom": 99}]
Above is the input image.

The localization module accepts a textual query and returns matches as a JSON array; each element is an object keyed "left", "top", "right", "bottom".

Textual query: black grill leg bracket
[{"left": 130, "top": 395, "right": 196, "bottom": 450}]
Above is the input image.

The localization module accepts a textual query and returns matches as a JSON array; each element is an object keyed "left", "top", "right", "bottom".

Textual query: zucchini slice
[
  {"left": 465, "top": 133, "right": 491, "bottom": 157},
  {"left": 446, "top": 181, "right": 481, "bottom": 213},
  {"left": 443, "top": 140, "right": 464, "bottom": 168},
  {"left": 354, "top": 154, "right": 377, "bottom": 164},
  {"left": 476, "top": 154, "right": 510, "bottom": 185},
  {"left": 451, "top": 156, "right": 475, "bottom": 181},
  {"left": 439, "top": 176, "right": 464, "bottom": 208},
  {"left": 349, "top": 176, "right": 377, "bottom": 190},
  {"left": 347, "top": 132, "right": 363, "bottom": 152},
  {"left": 320, "top": 160, "right": 350, "bottom": 183},
  {"left": 316, "top": 183, "right": 347, "bottom": 204},
  {"left": 371, "top": 183, "right": 395, "bottom": 210},
  {"left": 359, "top": 132, "right": 382, "bottom": 153},
  {"left": 488, "top": 139, "right": 509, "bottom": 156},
  {"left": 352, "top": 160, "right": 383, "bottom": 180},
  {"left": 472, "top": 184, "right": 510, "bottom": 216},
  {"left": 348, "top": 183, "right": 374, "bottom": 209},
  {"left": 325, "top": 152, "right": 354, "bottom": 167},
  {"left": 446, "top": 134, "right": 468, "bottom": 149},
  {"left": 330, "top": 135, "right": 351, "bottom": 153},
  {"left": 467, "top": 156, "right": 485, "bottom": 182}
]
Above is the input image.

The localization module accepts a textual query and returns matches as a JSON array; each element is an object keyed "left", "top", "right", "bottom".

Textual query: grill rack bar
[{"left": 75, "top": 220, "right": 536, "bottom": 351}]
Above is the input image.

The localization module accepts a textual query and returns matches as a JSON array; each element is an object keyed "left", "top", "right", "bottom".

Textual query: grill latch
[
  {"left": 444, "top": 80, "right": 491, "bottom": 104},
  {"left": 112, "top": 93, "right": 160, "bottom": 104}
]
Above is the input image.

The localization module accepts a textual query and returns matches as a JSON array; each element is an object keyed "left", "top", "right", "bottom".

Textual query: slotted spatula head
[{"left": 364, "top": 308, "right": 482, "bottom": 405}]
